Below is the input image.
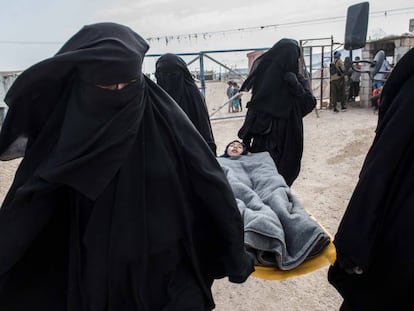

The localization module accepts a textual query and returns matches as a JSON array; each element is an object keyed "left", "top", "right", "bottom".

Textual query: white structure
[
  {"left": 359, "top": 34, "right": 414, "bottom": 107},
  {"left": 0, "top": 71, "right": 20, "bottom": 127}
]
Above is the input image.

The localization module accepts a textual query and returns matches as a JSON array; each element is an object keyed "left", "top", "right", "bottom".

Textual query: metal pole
[
  {"left": 199, "top": 52, "right": 206, "bottom": 96},
  {"left": 203, "top": 54, "right": 246, "bottom": 79},
  {"left": 308, "top": 46, "right": 319, "bottom": 118},
  {"left": 320, "top": 45, "right": 325, "bottom": 110},
  {"left": 186, "top": 55, "right": 200, "bottom": 66}
]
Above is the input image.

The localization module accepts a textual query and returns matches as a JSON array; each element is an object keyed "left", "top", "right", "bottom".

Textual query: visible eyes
[{"left": 96, "top": 79, "right": 137, "bottom": 90}]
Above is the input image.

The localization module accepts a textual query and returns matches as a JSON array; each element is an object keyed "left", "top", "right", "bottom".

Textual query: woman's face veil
[
  {"left": 155, "top": 53, "right": 194, "bottom": 102},
  {"left": 55, "top": 22, "right": 149, "bottom": 85},
  {"left": 0, "top": 22, "right": 149, "bottom": 161}
]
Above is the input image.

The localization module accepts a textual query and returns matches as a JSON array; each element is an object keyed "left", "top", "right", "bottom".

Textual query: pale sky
[{"left": 1, "top": 0, "right": 413, "bottom": 72}]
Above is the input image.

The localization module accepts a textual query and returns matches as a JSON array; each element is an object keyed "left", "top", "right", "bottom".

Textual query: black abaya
[
  {"left": 328, "top": 48, "right": 414, "bottom": 310},
  {"left": 155, "top": 53, "right": 217, "bottom": 155},
  {"left": 237, "top": 38, "right": 316, "bottom": 186},
  {"left": 0, "top": 22, "right": 253, "bottom": 310}
]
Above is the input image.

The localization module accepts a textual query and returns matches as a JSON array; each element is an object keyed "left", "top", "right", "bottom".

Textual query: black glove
[
  {"left": 284, "top": 72, "right": 305, "bottom": 95},
  {"left": 283, "top": 72, "right": 300, "bottom": 86},
  {"left": 297, "top": 73, "right": 311, "bottom": 91},
  {"left": 337, "top": 256, "right": 364, "bottom": 275}
]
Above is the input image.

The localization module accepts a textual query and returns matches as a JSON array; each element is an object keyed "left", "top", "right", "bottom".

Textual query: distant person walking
[
  {"left": 231, "top": 82, "right": 241, "bottom": 112},
  {"left": 344, "top": 56, "right": 352, "bottom": 101},
  {"left": 226, "top": 81, "right": 234, "bottom": 113},
  {"left": 348, "top": 56, "right": 361, "bottom": 102},
  {"left": 330, "top": 51, "right": 346, "bottom": 112}
]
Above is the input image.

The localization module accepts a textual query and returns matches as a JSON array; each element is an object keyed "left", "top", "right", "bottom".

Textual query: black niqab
[
  {"left": 0, "top": 22, "right": 253, "bottom": 310},
  {"left": 240, "top": 38, "right": 300, "bottom": 118},
  {"left": 155, "top": 53, "right": 217, "bottom": 155},
  {"left": 328, "top": 48, "right": 414, "bottom": 310}
]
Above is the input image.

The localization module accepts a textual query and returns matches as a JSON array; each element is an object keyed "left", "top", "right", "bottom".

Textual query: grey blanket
[{"left": 217, "top": 152, "right": 330, "bottom": 270}]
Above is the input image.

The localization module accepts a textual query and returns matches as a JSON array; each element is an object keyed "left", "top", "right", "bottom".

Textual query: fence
[
  {"left": 0, "top": 39, "right": 342, "bottom": 129},
  {"left": 145, "top": 37, "right": 339, "bottom": 118}
]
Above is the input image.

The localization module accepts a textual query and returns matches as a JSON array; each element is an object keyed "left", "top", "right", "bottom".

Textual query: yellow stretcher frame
[{"left": 251, "top": 214, "right": 337, "bottom": 281}]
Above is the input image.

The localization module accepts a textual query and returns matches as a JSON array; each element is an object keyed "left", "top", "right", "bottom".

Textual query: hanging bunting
[{"left": 142, "top": 11, "right": 355, "bottom": 47}]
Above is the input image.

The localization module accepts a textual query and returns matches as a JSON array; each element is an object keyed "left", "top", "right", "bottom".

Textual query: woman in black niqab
[
  {"left": 328, "top": 48, "right": 414, "bottom": 310},
  {"left": 0, "top": 22, "right": 253, "bottom": 310},
  {"left": 238, "top": 38, "right": 316, "bottom": 186},
  {"left": 155, "top": 53, "right": 217, "bottom": 155}
]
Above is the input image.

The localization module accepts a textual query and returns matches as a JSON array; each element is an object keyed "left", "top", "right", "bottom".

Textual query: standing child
[
  {"left": 371, "top": 85, "right": 383, "bottom": 112},
  {"left": 226, "top": 81, "right": 234, "bottom": 112},
  {"left": 232, "top": 82, "right": 241, "bottom": 112}
]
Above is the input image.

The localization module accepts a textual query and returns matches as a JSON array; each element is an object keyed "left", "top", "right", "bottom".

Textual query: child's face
[{"left": 227, "top": 142, "right": 244, "bottom": 157}]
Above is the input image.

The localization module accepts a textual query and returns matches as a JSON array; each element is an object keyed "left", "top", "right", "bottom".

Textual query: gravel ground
[{"left": 210, "top": 104, "right": 377, "bottom": 311}]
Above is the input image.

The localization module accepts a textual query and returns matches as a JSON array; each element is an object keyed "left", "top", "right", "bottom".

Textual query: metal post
[
  {"left": 203, "top": 54, "right": 245, "bottom": 79},
  {"left": 320, "top": 45, "right": 325, "bottom": 109},
  {"left": 309, "top": 47, "right": 313, "bottom": 84},
  {"left": 199, "top": 53, "right": 206, "bottom": 96}
]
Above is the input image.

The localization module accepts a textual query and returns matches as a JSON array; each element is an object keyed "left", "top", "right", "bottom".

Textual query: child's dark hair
[{"left": 221, "top": 140, "right": 248, "bottom": 157}]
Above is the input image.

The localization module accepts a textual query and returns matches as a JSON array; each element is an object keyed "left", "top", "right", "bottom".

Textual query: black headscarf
[
  {"left": 238, "top": 38, "right": 316, "bottom": 186},
  {"left": 240, "top": 38, "right": 301, "bottom": 118},
  {"left": 328, "top": 47, "right": 414, "bottom": 310},
  {"left": 0, "top": 22, "right": 253, "bottom": 311},
  {"left": 155, "top": 53, "right": 217, "bottom": 155}
]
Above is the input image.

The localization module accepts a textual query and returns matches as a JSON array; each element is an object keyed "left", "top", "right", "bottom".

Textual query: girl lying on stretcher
[{"left": 217, "top": 140, "right": 331, "bottom": 270}]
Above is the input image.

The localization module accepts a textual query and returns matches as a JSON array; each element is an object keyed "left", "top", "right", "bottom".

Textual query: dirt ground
[
  {"left": 0, "top": 81, "right": 378, "bottom": 311},
  {"left": 210, "top": 104, "right": 377, "bottom": 311}
]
